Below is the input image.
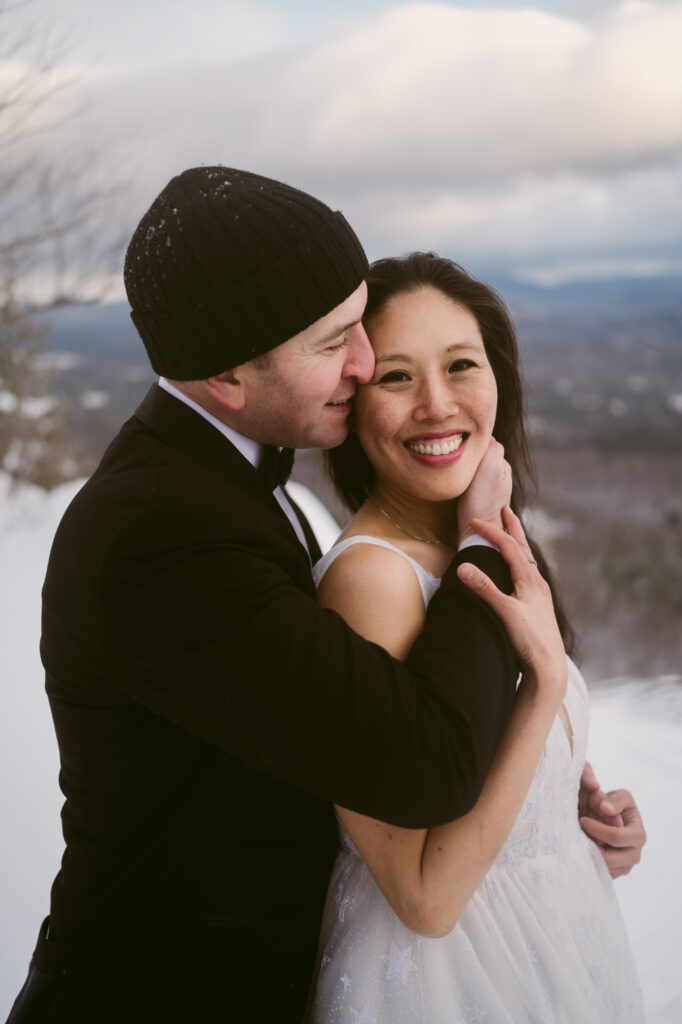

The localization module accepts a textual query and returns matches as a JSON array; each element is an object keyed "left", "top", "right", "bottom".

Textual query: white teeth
[{"left": 407, "top": 435, "right": 464, "bottom": 456}]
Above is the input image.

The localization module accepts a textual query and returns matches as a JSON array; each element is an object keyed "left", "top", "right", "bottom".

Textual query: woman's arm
[
  {"left": 337, "top": 680, "right": 560, "bottom": 937},
  {"left": 322, "top": 507, "right": 567, "bottom": 938}
]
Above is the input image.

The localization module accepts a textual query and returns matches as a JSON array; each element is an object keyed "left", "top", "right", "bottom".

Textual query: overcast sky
[{"left": 5, "top": 0, "right": 682, "bottom": 291}]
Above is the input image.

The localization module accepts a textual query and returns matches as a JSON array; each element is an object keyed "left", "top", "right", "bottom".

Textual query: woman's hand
[
  {"left": 457, "top": 505, "right": 567, "bottom": 699},
  {"left": 457, "top": 438, "right": 512, "bottom": 544}
]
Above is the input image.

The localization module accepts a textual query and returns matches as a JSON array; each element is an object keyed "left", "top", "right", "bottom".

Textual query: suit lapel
[
  {"left": 134, "top": 384, "right": 272, "bottom": 498},
  {"left": 133, "top": 385, "right": 314, "bottom": 567}
]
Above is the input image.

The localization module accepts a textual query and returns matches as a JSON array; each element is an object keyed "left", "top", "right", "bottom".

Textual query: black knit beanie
[{"left": 124, "top": 166, "right": 369, "bottom": 379}]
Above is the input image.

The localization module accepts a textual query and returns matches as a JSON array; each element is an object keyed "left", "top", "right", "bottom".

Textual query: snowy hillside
[{"left": 1, "top": 474, "right": 680, "bottom": 1022}]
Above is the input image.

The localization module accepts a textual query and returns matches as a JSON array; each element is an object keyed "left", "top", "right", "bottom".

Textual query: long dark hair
[{"left": 325, "top": 252, "right": 577, "bottom": 656}]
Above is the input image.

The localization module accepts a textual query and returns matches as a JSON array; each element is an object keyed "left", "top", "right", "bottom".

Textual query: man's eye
[
  {"left": 449, "top": 359, "right": 477, "bottom": 373},
  {"left": 327, "top": 336, "right": 348, "bottom": 352}
]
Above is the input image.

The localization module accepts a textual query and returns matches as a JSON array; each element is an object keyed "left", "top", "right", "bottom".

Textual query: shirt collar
[{"left": 158, "top": 377, "right": 262, "bottom": 470}]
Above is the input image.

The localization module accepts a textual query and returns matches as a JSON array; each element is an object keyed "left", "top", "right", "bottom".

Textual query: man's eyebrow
[
  {"left": 375, "top": 341, "right": 482, "bottom": 364},
  {"left": 314, "top": 318, "right": 362, "bottom": 347}
]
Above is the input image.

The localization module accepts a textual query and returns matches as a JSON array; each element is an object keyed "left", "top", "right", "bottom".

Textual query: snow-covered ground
[{"left": 1, "top": 474, "right": 680, "bottom": 1022}]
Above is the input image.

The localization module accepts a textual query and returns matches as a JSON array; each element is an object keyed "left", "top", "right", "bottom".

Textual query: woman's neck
[{"left": 368, "top": 485, "right": 459, "bottom": 550}]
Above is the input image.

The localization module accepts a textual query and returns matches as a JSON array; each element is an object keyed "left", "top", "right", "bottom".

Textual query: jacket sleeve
[{"left": 100, "top": 505, "right": 518, "bottom": 830}]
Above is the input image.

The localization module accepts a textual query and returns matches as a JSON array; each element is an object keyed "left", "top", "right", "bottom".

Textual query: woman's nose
[{"left": 414, "top": 380, "right": 460, "bottom": 421}]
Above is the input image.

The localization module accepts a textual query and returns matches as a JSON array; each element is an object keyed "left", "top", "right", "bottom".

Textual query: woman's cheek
[
  {"left": 357, "top": 395, "right": 396, "bottom": 442},
  {"left": 476, "top": 382, "right": 498, "bottom": 438}
]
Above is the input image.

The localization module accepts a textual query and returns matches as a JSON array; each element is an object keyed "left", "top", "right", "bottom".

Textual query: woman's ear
[{"left": 203, "top": 369, "right": 246, "bottom": 412}]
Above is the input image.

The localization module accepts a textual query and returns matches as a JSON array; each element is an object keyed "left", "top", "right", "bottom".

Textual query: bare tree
[{"left": 0, "top": 2, "right": 126, "bottom": 487}]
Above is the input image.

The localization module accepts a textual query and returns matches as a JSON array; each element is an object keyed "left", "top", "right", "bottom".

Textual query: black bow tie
[{"left": 259, "top": 445, "right": 295, "bottom": 489}]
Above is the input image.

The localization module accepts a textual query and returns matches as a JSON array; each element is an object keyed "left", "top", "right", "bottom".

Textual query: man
[{"left": 7, "top": 167, "right": 643, "bottom": 1023}]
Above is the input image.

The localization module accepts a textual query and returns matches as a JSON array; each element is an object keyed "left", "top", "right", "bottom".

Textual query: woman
[{"left": 307, "top": 253, "right": 644, "bottom": 1022}]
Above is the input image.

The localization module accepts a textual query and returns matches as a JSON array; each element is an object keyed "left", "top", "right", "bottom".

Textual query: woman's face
[{"left": 353, "top": 286, "right": 498, "bottom": 504}]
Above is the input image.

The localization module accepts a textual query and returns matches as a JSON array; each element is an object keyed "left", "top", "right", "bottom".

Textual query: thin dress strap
[{"left": 312, "top": 535, "right": 441, "bottom": 608}]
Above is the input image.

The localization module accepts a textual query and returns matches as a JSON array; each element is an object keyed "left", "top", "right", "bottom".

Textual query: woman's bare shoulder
[
  {"left": 317, "top": 540, "right": 426, "bottom": 658},
  {"left": 318, "top": 538, "right": 423, "bottom": 602}
]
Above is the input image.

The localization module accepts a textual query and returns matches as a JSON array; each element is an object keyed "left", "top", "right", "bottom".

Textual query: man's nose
[{"left": 342, "top": 323, "right": 374, "bottom": 384}]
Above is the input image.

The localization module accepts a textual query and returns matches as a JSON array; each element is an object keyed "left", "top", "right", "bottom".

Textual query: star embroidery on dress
[
  {"left": 350, "top": 1006, "right": 377, "bottom": 1024},
  {"left": 380, "top": 941, "right": 418, "bottom": 983},
  {"left": 340, "top": 974, "right": 352, "bottom": 993}
]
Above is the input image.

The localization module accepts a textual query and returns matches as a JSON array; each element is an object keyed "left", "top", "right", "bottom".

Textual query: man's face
[{"left": 237, "top": 282, "right": 374, "bottom": 449}]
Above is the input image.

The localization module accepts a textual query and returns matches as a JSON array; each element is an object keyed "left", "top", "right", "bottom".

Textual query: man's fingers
[
  {"left": 579, "top": 816, "right": 619, "bottom": 845},
  {"left": 578, "top": 768, "right": 625, "bottom": 824},
  {"left": 579, "top": 776, "right": 645, "bottom": 878},
  {"left": 578, "top": 762, "right": 603, "bottom": 817},
  {"left": 603, "top": 789, "right": 637, "bottom": 818},
  {"left": 580, "top": 761, "right": 601, "bottom": 792},
  {"left": 601, "top": 846, "right": 641, "bottom": 872},
  {"left": 602, "top": 792, "right": 645, "bottom": 842},
  {"left": 608, "top": 866, "right": 632, "bottom": 878},
  {"left": 580, "top": 782, "right": 609, "bottom": 816},
  {"left": 579, "top": 816, "right": 638, "bottom": 849}
]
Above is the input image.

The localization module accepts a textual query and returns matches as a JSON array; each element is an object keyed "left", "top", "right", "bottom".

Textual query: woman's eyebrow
[
  {"left": 374, "top": 352, "right": 414, "bottom": 365},
  {"left": 375, "top": 341, "right": 482, "bottom": 364}
]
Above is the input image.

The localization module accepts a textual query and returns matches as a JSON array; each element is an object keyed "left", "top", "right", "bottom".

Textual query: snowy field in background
[{"left": 1, "top": 473, "right": 680, "bottom": 1022}]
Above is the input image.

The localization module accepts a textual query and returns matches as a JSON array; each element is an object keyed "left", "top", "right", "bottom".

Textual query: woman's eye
[
  {"left": 377, "top": 369, "right": 410, "bottom": 384},
  {"left": 449, "top": 359, "right": 477, "bottom": 373}
]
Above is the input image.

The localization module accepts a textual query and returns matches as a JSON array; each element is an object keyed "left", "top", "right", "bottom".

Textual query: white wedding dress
[{"left": 307, "top": 536, "right": 645, "bottom": 1024}]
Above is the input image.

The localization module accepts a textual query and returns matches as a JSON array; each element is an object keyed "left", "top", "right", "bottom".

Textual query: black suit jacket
[{"left": 31, "top": 384, "right": 517, "bottom": 1022}]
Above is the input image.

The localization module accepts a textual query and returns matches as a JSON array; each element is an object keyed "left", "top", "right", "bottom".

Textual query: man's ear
[{"left": 203, "top": 369, "right": 246, "bottom": 411}]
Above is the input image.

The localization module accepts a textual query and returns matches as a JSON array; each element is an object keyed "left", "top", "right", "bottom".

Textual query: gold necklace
[{"left": 374, "top": 502, "right": 442, "bottom": 546}]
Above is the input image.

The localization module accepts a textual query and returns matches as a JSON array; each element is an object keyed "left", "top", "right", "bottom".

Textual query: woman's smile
[{"left": 404, "top": 430, "right": 469, "bottom": 462}]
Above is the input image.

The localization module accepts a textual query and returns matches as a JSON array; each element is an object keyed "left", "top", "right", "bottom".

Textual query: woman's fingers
[
  {"left": 467, "top": 515, "right": 510, "bottom": 547},
  {"left": 500, "top": 505, "right": 530, "bottom": 548},
  {"left": 469, "top": 514, "right": 539, "bottom": 584},
  {"left": 456, "top": 562, "right": 506, "bottom": 615},
  {"left": 458, "top": 510, "right": 565, "bottom": 697},
  {"left": 474, "top": 505, "right": 532, "bottom": 553}
]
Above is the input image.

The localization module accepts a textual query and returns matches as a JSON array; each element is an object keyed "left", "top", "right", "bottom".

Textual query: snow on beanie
[{"left": 124, "top": 166, "right": 369, "bottom": 380}]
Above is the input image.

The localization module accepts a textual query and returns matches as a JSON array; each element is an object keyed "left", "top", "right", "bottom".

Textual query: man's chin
[{"left": 317, "top": 422, "right": 350, "bottom": 450}]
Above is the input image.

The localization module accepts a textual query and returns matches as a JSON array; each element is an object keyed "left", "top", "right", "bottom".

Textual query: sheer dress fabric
[{"left": 307, "top": 536, "right": 645, "bottom": 1024}]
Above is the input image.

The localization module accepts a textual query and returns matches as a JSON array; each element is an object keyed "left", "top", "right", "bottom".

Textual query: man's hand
[
  {"left": 457, "top": 439, "right": 512, "bottom": 544},
  {"left": 578, "top": 761, "right": 647, "bottom": 878}
]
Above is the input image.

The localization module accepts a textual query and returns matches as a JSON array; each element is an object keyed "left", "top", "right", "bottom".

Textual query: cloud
[
  {"left": 15, "top": 1, "right": 682, "bottom": 280},
  {"left": 353, "top": 154, "right": 682, "bottom": 262},
  {"left": 82, "top": 2, "right": 680, "bottom": 178},
  {"left": 168, "top": 1, "right": 681, "bottom": 185}
]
